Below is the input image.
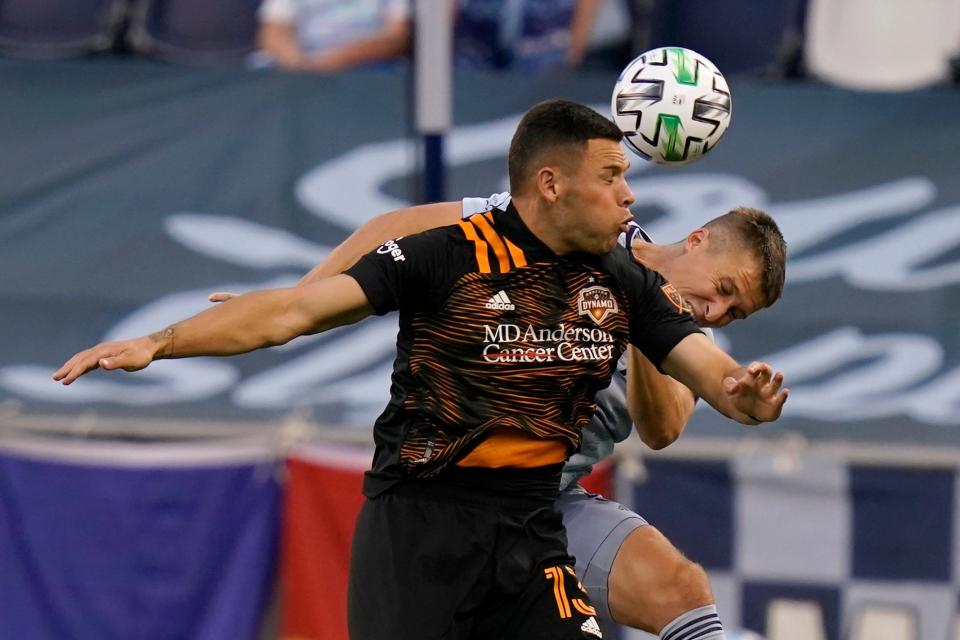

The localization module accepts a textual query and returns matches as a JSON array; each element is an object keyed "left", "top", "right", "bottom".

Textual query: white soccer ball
[{"left": 611, "top": 47, "right": 732, "bottom": 165}]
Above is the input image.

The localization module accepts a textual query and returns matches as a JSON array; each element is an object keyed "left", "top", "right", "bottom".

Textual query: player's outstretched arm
[
  {"left": 661, "top": 333, "right": 788, "bottom": 425},
  {"left": 298, "top": 202, "right": 462, "bottom": 284},
  {"left": 209, "top": 202, "right": 463, "bottom": 303},
  {"left": 625, "top": 346, "right": 696, "bottom": 449},
  {"left": 54, "top": 274, "right": 372, "bottom": 386}
]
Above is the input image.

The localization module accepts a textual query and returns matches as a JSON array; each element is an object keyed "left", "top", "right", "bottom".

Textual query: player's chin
[{"left": 601, "top": 234, "right": 620, "bottom": 253}]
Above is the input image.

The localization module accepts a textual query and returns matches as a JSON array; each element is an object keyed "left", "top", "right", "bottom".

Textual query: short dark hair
[
  {"left": 508, "top": 99, "right": 623, "bottom": 194},
  {"left": 704, "top": 207, "right": 787, "bottom": 307}
]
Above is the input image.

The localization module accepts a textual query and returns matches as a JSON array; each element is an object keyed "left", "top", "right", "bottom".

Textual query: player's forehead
[{"left": 583, "top": 138, "right": 629, "bottom": 170}]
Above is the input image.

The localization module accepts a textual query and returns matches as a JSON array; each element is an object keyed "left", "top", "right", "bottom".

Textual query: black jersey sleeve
[
  {"left": 604, "top": 251, "right": 702, "bottom": 370},
  {"left": 344, "top": 226, "right": 463, "bottom": 315}
]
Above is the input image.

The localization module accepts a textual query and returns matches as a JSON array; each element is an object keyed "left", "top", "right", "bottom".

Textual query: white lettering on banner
[
  {"left": 232, "top": 318, "right": 400, "bottom": 410},
  {"left": 295, "top": 111, "right": 958, "bottom": 290},
  {"left": 729, "top": 328, "right": 960, "bottom": 425},
  {"left": 164, "top": 214, "right": 332, "bottom": 269},
  {"left": 5, "top": 295, "right": 960, "bottom": 424},
  {"left": 0, "top": 282, "right": 272, "bottom": 404},
  {"left": 5, "top": 111, "right": 960, "bottom": 423},
  {"left": 631, "top": 174, "right": 960, "bottom": 290},
  {"left": 295, "top": 112, "right": 524, "bottom": 231},
  {"left": 787, "top": 204, "right": 960, "bottom": 290}
]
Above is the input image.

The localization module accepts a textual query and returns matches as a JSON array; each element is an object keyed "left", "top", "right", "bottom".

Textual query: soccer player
[
  {"left": 213, "top": 194, "right": 784, "bottom": 639},
  {"left": 54, "top": 99, "right": 787, "bottom": 640}
]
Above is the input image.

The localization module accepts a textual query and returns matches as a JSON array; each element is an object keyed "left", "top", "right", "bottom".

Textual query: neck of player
[
  {"left": 512, "top": 194, "right": 577, "bottom": 256},
  {"left": 631, "top": 241, "right": 682, "bottom": 278}
]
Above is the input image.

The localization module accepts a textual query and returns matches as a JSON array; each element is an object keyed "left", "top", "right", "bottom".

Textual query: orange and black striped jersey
[{"left": 345, "top": 203, "right": 700, "bottom": 497}]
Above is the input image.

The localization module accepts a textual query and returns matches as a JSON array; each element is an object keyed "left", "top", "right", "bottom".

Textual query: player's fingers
[
  {"left": 767, "top": 388, "right": 789, "bottom": 418},
  {"left": 748, "top": 361, "right": 773, "bottom": 385},
  {"left": 59, "top": 354, "right": 101, "bottom": 385},
  {"left": 53, "top": 350, "right": 95, "bottom": 382},
  {"left": 763, "top": 371, "right": 784, "bottom": 395},
  {"left": 52, "top": 356, "right": 78, "bottom": 381}
]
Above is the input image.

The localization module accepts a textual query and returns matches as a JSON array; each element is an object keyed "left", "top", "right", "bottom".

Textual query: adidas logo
[
  {"left": 484, "top": 290, "right": 515, "bottom": 311},
  {"left": 580, "top": 616, "right": 602, "bottom": 638}
]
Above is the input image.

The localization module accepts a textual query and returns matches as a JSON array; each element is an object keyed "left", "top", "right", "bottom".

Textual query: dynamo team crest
[{"left": 577, "top": 286, "right": 619, "bottom": 325}]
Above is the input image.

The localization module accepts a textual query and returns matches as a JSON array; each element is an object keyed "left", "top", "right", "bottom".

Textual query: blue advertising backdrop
[
  {"left": 1, "top": 56, "right": 960, "bottom": 638},
  {"left": 2, "top": 58, "right": 958, "bottom": 446}
]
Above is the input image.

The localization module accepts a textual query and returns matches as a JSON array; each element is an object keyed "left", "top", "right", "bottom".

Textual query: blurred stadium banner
[
  {"left": 279, "top": 445, "right": 367, "bottom": 640},
  {"left": 618, "top": 447, "right": 960, "bottom": 640},
  {"left": 263, "top": 442, "right": 960, "bottom": 640},
  {"left": 2, "top": 57, "right": 960, "bottom": 640},
  {"left": 1, "top": 58, "right": 958, "bottom": 448},
  {"left": 0, "top": 429, "right": 280, "bottom": 639}
]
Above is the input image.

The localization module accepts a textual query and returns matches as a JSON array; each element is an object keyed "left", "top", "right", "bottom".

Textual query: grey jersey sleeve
[
  {"left": 461, "top": 192, "right": 511, "bottom": 217},
  {"left": 560, "top": 358, "right": 631, "bottom": 491},
  {"left": 560, "top": 330, "right": 715, "bottom": 492}
]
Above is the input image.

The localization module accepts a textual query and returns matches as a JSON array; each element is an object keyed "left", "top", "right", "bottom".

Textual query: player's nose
[{"left": 705, "top": 301, "right": 731, "bottom": 325}]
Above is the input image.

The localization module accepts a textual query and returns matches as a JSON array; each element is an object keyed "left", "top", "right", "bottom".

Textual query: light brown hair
[{"left": 704, "top": 207, "right": 787, "bottom": 307}]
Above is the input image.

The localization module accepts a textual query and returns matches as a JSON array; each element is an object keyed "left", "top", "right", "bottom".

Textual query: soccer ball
[{"left": 611, "top": 47, "right": 732, "bottom": 165}]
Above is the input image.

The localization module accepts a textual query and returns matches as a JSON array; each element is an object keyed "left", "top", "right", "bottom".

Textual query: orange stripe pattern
[
  {"left": 544, "top": 566, "right": 572, "bottom": 619},
  {"left": 457, "top": 220, "right": 491, "bottom": 273},
  {"left": 396, "top": 212, "right": 630, "bottom": 477},
  {"left": 459, "top": 213, "right": 526, "bottom": 274},
  {"left": 455, "top": 426, "right": 569, "bottom": 468},
  {"left": 504, "top": 238, "right": 527, "bottom": 268},
  {"left": 572, "top": 599, "right": 597, "bottom": 617}
]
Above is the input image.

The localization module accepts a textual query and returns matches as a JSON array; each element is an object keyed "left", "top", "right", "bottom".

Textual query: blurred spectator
[
  {"left": 255, "top": 0, "right": 411, "bottom": 71},
  {"left": 804, "top": 0, "right": 960, "bottom": 90},
  {"left": 453, "top": 0, "right": 602, "bottom": 71}
]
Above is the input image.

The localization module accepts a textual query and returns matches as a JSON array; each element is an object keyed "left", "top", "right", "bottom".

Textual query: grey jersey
[{"left": 561, "top": 358, "right": 632, "bottom": 489}]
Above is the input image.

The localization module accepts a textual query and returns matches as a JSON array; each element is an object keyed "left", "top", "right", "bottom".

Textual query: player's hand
[
  {"left": 722, "top": 361, "right": 788, "bottom": 425},
  {"left": 208, "top": 291, "right": 238, "bottom": 303},
  {"left": 52, "top": 337, "right": 157, "bottom": 385}
]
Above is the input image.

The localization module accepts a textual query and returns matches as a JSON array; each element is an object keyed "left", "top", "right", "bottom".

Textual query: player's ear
[
  {"left": 535, "top": 166, "right": 560, "bottom": 203},
  {"left": 685, "top": 228, "right": 708, "bottom": 253}
]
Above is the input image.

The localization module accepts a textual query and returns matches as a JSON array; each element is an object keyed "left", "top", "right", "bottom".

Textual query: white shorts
[{"left": 556, "top": 484, "right": 648, "bottom": 622}]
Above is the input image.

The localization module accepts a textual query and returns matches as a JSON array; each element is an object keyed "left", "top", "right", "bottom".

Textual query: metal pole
[{"left": 414, "top": 0, "right": 452, "bottom": 203}]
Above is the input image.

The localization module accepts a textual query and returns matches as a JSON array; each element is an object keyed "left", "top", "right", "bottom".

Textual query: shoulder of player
[
  {"left": 393, "top": 221, "right": 474, "bottom": 248},
  {"left": 597, "top": 247, "right": 670, "bottom": 310},
  {"left": 381, "top": 220, "right": 494, "bottom": 277},
  {"left": 600, "top": 245, "right": 655, "bottom": 281}
]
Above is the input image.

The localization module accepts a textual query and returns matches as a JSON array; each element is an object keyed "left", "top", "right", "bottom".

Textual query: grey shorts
[{"left": 556, "top": 484, "right": 648, "bottom": 622}]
